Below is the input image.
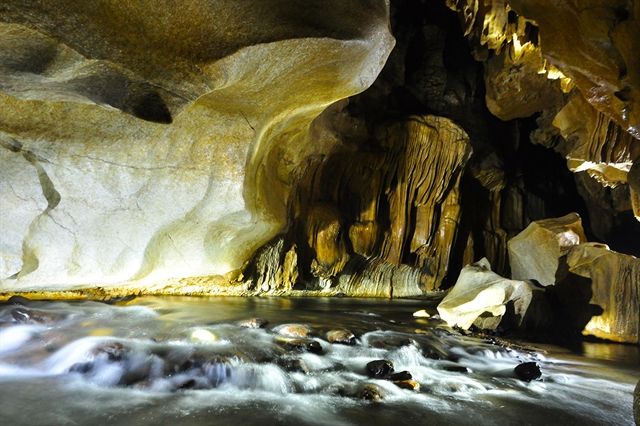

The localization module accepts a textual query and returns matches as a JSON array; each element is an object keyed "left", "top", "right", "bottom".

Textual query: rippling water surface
[{"left": 0, "top": 296, "right": 638, "bottom": 425}]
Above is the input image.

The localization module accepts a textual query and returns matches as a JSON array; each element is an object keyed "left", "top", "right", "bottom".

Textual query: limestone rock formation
[
  {"left": 1, "top": 0, "right": 639, "bottom": 304},
  {"left": 247, "top": 114, "right": 472, "bottom": 297},
  {"left": 507, "top": 0, "right": 640, "bottom": 139},
  {"left": 0, "top": 1, "right": 394, "bottom": 295},
  {"left": 437, "top": 258, "right": 533, "bottom": 330},
  {"left": 567, "top": 243, "right": 640, "bottom": 344},
  {"left": 508, "top": 213, "right": 587, "bottom": 286},
  {"left": 553, "top": 94, "right": 640, "bottom": 189}
]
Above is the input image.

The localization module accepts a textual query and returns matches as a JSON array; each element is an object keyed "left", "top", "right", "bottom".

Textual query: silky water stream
[{"left": 0, "top": 296, "right": 637, "bottom": 425}]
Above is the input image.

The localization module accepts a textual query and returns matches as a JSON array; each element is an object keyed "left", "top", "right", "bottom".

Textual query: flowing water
[{"left": 0, "top": 296, "right": 637, "bottom": 425}]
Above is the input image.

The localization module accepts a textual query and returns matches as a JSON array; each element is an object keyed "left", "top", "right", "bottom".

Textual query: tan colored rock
[
  {"left": 326, "top": 329, "right": 356, "bottom": 345},
  {"left": 630, "top": 160, "right": 640, "bottom": 221},
  {"left": 393, "top": 380, "right": 420, "bottom": 391},
  {"left": 483, "top": 17, "right": 566, "bottom": 121},
  {"left": 272, "top": 114, "right": 471, "bottom": 297},
  {"left": 275, "top": 324, "right": 314, "bottom": 339},
  {"left": 306, "top": 203, "right": 349, "bottom": 280},
  {"left": 508, "top": 213, "right": 587, "bottom": 286},
  {"left": 553, "top": 94, "right": 640, "bottom": 189},
  {"left": 437, "top": 258, "right": 533, "bottom": 330},
  {"left": 508, "top": 0, "right": 640, "bottom": 139},
  {"left": 567, "top": 243, "right": 640, "bottom": 344},
  {"left": 379, "top": 116, "right": 472, "bottom": 290},
  {"left": 0, "top": 1, "right": 394, "bottom": 295}
]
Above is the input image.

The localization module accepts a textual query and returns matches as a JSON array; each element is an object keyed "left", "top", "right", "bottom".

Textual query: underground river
[{"left": 0, "top": 296, "right": 638, "bottom": 425}]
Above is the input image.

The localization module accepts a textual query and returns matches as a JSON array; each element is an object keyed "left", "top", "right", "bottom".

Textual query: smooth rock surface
[
  {"left": 0, "top": 1, "right": 394, "bottom": 294},
  {"left": 437, "top": 258, "right": 533, "bottom": 330},
  {"left": 567, "top": 243, "right": 640, "bottom": 344},
  {"left": 508, "top": 213, "right": 587, "bottom": 286}
]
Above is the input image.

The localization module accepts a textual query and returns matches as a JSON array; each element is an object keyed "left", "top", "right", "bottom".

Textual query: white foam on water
[
  {"left": 0, "top": 324, "right": 45, "bottom": 354},
  {"left": 0, "top": 297, "right": 637, "bottom": 426}
]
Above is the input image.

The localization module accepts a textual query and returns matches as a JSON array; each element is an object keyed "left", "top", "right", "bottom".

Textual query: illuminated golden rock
[
  {"left": 567, "top": 243, "right": 640, "bottom": 344},
  {"left": 437, "top": 257, "right": 533, "bottom": 330},
  {"left": 553, "top": 94, "right": 640, "bottom": 189},
  {"left": 289, "top": 114, "right": 471, "bottom": 296},
  {"left": 0, "top": 1, "right": 394, "bottom": 294},
  {"left": 507, "top": 0, "right": 640, "bottom": 139},
  {"left": 508, "top": 213, "right": 587, "bottom": 287}
]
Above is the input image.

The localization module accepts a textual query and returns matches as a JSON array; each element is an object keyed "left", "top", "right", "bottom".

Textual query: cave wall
[
  {"left": 0, "top": 1, "right": 394, "bottom": 295},
  {"left": 0, "top": 0, "right": 639, "bottom": 303}
]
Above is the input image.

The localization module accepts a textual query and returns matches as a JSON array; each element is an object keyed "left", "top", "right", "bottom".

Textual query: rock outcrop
[
  {"left": 437, "top": 258, "right": 532, "bottom": 330},
  {"left": 508, "top": 213, "right": 587, "bottom": 286},
  {"left": 247, "top": 114, "right": 472, "bottom": 297},
  {"left": 1, "top": 0, "right": 639, "bottom": 305},
  {"left": 0, "top": 1, "right": 394, "bottom": 295},
  {"left": 567, "top": 243, "right": 640, "bottom": 344}
]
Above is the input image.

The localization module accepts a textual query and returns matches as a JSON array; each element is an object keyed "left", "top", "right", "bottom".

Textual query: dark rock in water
[
  {"left": 277, "top": 358, "right": 311, "bottom": 374},
  {"left": 420, "top": 342, "right": 456, "bottom": 361},
  {"left": 282, "top": 339, "right": 322, "bottom": 354},
  {"left": 10, "top": 308, "right": 30, "bottom": 323},
  {"left": 514, "top": 362, "right": 542, "bottom": 382},
  {"left": 634, "top": 379, "right": 639, "bottom": 426},
  {"left": 7, "top": 295, "right": 30, "bottom": 306},
  {"left": 177, "top": 378, "right": 197, "bottom": 390},
  {"left": 443, "top": 365, "right": 472, "bottom": 374},
  {"left": 326, "top": 329, "right": 356, "bottom": 345},
  {"left": 393, "top": 380, "right": 420, "bottom": 391},
  {"left": 366, "top": 359, "right": 394, "bottom": 378},
  {"left": 386, "top": 371, "right": 412, "bottom": 381},
  {"left": 119, "top": 361, "right": 153, "bottom": 386},
  {"left": 307, "top": 340, "right": 322, "bottom": 354},
  {"left": 238, "top": 318, "right": 269, "bottom": 329},
  {"left": 276, "top": 324, "right": 314, "bottom": 338},
  {"left": 11, "top": 307, "right": 61, "bottom": 325},
  {"left": 369, "top": 340, "right": 392, "bottom": 350},
  {"left": 357, "top": 383, "right": 386, "bottom": 401},
  {"left": 69, "top": 362, "right": 94, "bottom": 374},
  {"left": 369, "top": 337, "right": 419, "bottom": 350}
]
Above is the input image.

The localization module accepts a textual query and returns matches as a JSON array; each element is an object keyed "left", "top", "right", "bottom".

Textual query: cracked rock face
[{"left": 0, "top": 1, "right": 394, "bottom": 293}]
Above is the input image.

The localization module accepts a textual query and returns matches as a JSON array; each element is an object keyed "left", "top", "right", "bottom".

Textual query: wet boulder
[
  {"left": 514, "top": 362, "right": 541, "bottom": 382},
  {"left": 366, "top": 359, "right": 394, "bottom": 378},
  {"left": 276, "top": 358, "right": 311, "bottom": 374},
  {"left": 442, "top": 365, "right": 471, "bottom": 374},
  {"left": 11, "top": 307, "right": 63, "bottom": 325},
  {"left": 393, "top": 380, "right": 420, "bottom": 391},
  {"left": 386, "top": 371, "right": 412, "bottom": 381},
  {"left": 279, "top": 338, "right": 322, "bottom": 354},
  {"left": 437, "top": 258, "right": 533, "bottom": 330},
  {"left": 356, "top": 383, "right": 387, "bottom": 401},
  {"left": 274, "top": 324, "right": 314, "bottom": 338},
  {"left": 326, "top": 329, "right": 356, "bottom": 345},
  {"left": 238, "top": 318, "right": 269, "bottom": 329}
]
